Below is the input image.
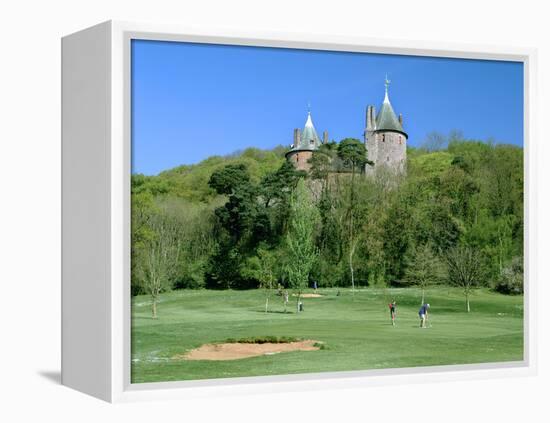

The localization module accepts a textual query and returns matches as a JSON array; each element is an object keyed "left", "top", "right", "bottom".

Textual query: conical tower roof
[
  {"left": 289, "top": 110, "right": 322, "bottom": 152},
  {"left": 299, "top": 112, "right": 322, "bottom": 149},
  {"left": 375, "top": 78, "right": 407, "bottom": 136}
]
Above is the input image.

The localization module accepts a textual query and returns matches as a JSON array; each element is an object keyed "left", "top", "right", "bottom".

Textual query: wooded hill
[{"left": 131, "top": 138, "right": 523, "bottom": 302}]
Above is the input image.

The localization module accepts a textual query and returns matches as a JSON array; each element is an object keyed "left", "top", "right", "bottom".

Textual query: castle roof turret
[
  {"left": 288, "top": 110, "right": 322, "bottom": 153},
  {"left": 300, "top": 112, "right": 322, "bottom": 148},
  {"left": 375, "top": 77, "right": 407, "bottom": 138}
]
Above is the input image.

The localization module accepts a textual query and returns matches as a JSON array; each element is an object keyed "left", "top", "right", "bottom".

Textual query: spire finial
[
  {"left": 307, "top": 101, "right": 311, "bottom": 115},
  {"left": 384, "top": 74, "right": 391, "bottom": 102}
]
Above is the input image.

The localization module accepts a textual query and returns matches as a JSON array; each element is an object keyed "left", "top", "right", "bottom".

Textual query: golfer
[
  {"left": 419, "top": 303, "right": 430, "bottom": 328},
  {"left": 388, "top": 300, "right": 397, "bottom": 326}
]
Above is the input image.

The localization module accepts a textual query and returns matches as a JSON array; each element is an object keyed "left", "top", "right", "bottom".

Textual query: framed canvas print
[{"left": 61, "top": 21, "right": 537, "bottom": 402}]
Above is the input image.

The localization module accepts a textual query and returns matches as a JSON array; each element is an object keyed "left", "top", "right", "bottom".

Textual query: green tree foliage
[
  {"left": 260, "top": 160, "right": 306, "bottom": 205},
  {"left": 337, "top": 138, "right": 368, "bottom": 172},
  {"left": 131, "top": 191, "right": 156, "bottom": 296},
  {"left": 445, "top": 245, "right": 483, "bottom": 312},
  {"left": 285, "top": 179, "right": 319, "bottom": 312},
  {"left": 241, "top": 245, "right": 277, "bottom": 312},
  {"left": 205, "top": 157, "right": 305, "bottom": 289},
  {"left": 308, "top": 150, "right": 332, "bottom": 184},
  {"left": 208, "top": 163, "right": 251, "bottom": 195},
  {"left": 205, "top": 164, "right": 259, "bottom": 288},
  {"left": 151, "top": 147, "right": 285, "bottom": 202},
  {"left": 158, "top": 198, "right": 217, "bottom": 290},
  {"left": 130, "top": 139, "right": 523, "bottom": 299},
  {"left": 260, "top": 160, "right": 305, "bottom": 237},
  {"left": 382, "top": 196, "right": 412, "bottom": 281},
  {"left": 494, "top": 256, "right": 524, "bottom": 295},
  {"left": 134, "top": 211, "right": 181, "bottom": 318},
  {"left": 337, "top": 138, "right": 369, "bottom": 293},
  {"left": 405, "top": 244, "right": 445, "bottom": 304}
]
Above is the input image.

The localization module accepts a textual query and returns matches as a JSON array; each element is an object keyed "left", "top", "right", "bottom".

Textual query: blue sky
[{"left": 132, "top": 39, "right": 523, "bottom": 175}]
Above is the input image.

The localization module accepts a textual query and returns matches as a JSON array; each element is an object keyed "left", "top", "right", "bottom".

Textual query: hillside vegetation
[{"left": 131, "top": 138, "right": 523, "bottom": 313}]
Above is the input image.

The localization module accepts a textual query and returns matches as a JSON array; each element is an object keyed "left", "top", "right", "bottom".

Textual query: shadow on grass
[{"left": 253, "top": 310, "right": 296, "bottom": 314}]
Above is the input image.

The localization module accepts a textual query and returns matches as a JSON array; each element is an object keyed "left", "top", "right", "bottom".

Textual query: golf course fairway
[{"left": 131, "top": 287, "right": 523, "bottom": 383}]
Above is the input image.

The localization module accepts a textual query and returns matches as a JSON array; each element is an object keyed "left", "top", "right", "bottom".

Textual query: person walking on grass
[
  {"left": 419, "top": 303, "right": 430, "bottom": 328},
  {"left": 388, "top": 300, "right": 397, "bottom": 326}
]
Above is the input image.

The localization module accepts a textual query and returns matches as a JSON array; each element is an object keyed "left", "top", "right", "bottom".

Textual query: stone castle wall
[
  {"left": 286, "top": 150, "right": 313, "bottom": 172},
  {"left": 365, "top": 130, "right": 406, "bottom": 174}
]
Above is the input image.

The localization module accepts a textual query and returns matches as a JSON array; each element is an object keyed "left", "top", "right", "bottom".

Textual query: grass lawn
[{"left": 131, "top": 287, "right": 523, "bottom": 383}]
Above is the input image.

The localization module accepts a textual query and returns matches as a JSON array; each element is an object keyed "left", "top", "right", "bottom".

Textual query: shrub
[
  {"left": 494, "top": 257, "right": 523, "bottom": 295},
  {"left": 223, "top": 336, "right": 301, "bottom": 344},
  {"left": 312, "top": 258, "right": 346, "bottom": 287},
  {"left": 313, "top": 342, "right": 328, "bottom": 350}
]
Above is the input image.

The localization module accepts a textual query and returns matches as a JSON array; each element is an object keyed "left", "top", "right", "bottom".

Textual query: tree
[
  {"left": 242, "top": 246, "right": 276, "bottom": 312},
  {"left": 462, "top": 212, "right": 516, "bottom": 282},
  {"left": 494, "top": 256, "right": 523, "bottom": 295},
  {"left": 208, "top": 163, "right": 251, "bottom": 195},
  {"left": 405, "top": 244, "right": 445, "bottom": 304},
  {"left": 136, "top": 212, "right": 180, "bottom": 318},
  {"left": 156, "top": 198, "right": 217, "bottom": 290},
  {"left": 337, "top": 138, "right": 368, "bottom": 294},
  {"left": 445, "top": 246, "right": 483, "bottom": 312},
  {"left": 382, "top": 198, "right": 411, "bottom": 281},
  {"left": 207, "top": 164, "right": 264, "bottom": 288},
  {"left": 448, "top": 129, "right": 464, "bottom": 144},
  {"left": 260, "top": 161, "right": 305, "bottom": 238},
  {"left": 209, "top": 165, "right": 258, "bottom": 244},
  {"left": 131, "top": 191, "right": 156, "bottom": 296},
  {"left": 421, "top": 131, "right": 447, "bottom": 152},
  {"left": 205, "top": 244, "right": 243, "bottom": 289},
  {"left": 260, "top": 160, "right": 305, "bottom": 208},
  {"left": 285, "top": 179, "right": 319, "bottom": 312},
  {"left": 308, "top": 150, "right": 332, "bottom": 187},
  {"left": 337, "top": 138, "right": 367, "bottom": 173}
]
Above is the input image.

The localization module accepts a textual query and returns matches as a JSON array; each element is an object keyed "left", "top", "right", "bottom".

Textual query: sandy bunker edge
[{"left": 175, "top": 339, "right": 323, "bottom": 361}]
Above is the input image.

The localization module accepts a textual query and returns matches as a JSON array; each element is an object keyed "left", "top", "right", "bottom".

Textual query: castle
[{"left": 285, "top": 79, "right": 408, "bottom": 174}]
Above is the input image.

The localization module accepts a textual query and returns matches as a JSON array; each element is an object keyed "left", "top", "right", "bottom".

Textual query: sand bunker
[
  {"left": 292, "top": 293, "right": 323, "bottom": 298},
  {"left": 178, "top": 340, "right": 321, "bottom": 361}
]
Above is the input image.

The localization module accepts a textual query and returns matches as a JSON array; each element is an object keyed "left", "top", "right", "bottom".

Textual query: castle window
[
  {"left": 296, "top": 154, "right": 299, "bottom": 162},
  {"left": 382, "top": 134, "right": 385, "bottom": 142},
  {"left": 387, "top": 156, "right": 390, "bottom": 161},
  {"left": 310, "top": 139, "right": 314, "bottom": 145},
  {"left": 398, "top": 136, "right": 402, "bottom": 145}
]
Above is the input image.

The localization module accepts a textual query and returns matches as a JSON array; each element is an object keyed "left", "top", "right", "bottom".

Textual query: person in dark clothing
[
  {"left": 419, "top": 303, "right": 430, "bottom": 328},
  {"left": 388, "top": 300, "right": 397, "bottom": 326}
]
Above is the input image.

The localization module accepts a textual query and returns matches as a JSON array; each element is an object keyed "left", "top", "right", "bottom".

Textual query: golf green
[{"left": 131, "top": 287, "right": 523, "bottom": 383}]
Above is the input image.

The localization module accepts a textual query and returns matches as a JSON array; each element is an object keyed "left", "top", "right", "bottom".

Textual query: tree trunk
[
  {"left": 265, "top": 295, "right": 269, "bottom": 314},
  {"left": 349, "top": 251, "right": 355, "bottom": 296},
  {"left": 466, "top": 291, "right": 470, "bottom": 312},
  {"left": 152, "top": 298, "right": 158, "bottom": 319},
  {"left": 349, "top": 168, "right": 355, "bottom": 297},
  {"left": 421, "top": 287, "right": 430, "bottom": 305},
  {"left": 348, "top": 236, "right": 357, "bottom": 297}
]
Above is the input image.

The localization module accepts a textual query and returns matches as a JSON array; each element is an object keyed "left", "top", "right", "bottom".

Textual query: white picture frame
[{"left": 61, "top": 20, "right": 537, "bottom": 403}]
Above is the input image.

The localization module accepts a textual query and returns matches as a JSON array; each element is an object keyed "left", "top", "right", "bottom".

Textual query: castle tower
[
  {"left": 364, "top": 77, "right": 408, "bottom": 174},
  {"left": 286, "top": 109, "right": 327, "bottom": 171}
]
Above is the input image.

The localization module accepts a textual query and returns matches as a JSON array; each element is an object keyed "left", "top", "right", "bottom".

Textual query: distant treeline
[{"left": 131, "top": 137, "right": 523, "bottom": 300}]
